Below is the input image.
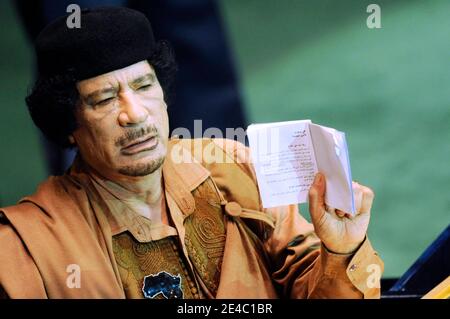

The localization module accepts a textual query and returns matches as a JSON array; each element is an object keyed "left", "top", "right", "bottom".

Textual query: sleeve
[
  {"left": 0, "top": 211, "right": 47, "bottom": 299},
  {"left": 214, "top": 138, "right": 384, "bottom": 299}
]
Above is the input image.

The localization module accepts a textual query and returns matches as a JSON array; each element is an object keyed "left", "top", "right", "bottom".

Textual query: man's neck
[
  {"left": 107, "top": 169, "right": 163, "bottom": 203},
  {"left": 86, "top": 164, "right": 167, "bottom": 222}
]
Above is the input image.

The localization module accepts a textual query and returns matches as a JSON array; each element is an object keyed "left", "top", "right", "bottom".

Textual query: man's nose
[{"left": 118, "top": 91, "right": 148, "bottom": 126}]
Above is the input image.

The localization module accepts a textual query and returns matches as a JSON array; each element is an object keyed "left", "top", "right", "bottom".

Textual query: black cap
[{"left": 35, "top": 6, "right": 156, "bottom": 80}]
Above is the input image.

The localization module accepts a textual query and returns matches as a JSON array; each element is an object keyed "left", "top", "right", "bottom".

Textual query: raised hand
[{"left": 308, "top": 173, "right": 374, "bottom": 254}]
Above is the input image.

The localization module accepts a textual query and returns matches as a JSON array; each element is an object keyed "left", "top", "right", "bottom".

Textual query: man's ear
[{"left": 68, "top": 135, "right": 76, "bottom": 145}]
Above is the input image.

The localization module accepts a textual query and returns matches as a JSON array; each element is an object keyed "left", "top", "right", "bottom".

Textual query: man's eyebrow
[
  {"left": 130, "top": 73, "right": 156, "bottom": 86},
  {"left": 84, "top": 86, "right": 118, "bottom": 105}
]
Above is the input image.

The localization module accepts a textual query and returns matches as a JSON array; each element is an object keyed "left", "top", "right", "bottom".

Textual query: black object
[
  {"left": 142, "top": 271, "right": 183, "bottom": 299},
  {"left": 382, "top": 224, "right": 450, "bottom": 298},
  {"left": 35, "top": 6, "right": 156, "bottom": 80}
]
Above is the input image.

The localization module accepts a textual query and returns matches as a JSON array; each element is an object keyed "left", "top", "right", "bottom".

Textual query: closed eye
[
  {"left": 138, "top": 84, "right": 152, "bottom": 91},
  {"left": 95, "top": 97, "right": 116, "bottom": 107}
]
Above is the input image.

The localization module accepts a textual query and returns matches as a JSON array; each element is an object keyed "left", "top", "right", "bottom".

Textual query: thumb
[{"left": 309, "top": 172, "right": 326, "bottom": 223}]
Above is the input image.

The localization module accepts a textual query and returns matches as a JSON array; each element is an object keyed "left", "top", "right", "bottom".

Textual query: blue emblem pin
[{"left": 142, "top": 271, "right": 184, "bottom": 299}]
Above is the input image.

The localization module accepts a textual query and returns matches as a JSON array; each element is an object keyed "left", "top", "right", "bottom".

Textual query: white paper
[
  {"left": 247, "top": 120, "right": 355, "bottom": 214},
  {"left": 309, "top": 123, "right": 355, "bottom": 214}
]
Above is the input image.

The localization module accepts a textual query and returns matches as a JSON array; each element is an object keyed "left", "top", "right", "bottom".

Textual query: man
[
  {"left": 0, "top": 7, "right": 383, "bottom": 298},
  {"left": 14, "top": 0, "right": 247, "bottom": 176}
]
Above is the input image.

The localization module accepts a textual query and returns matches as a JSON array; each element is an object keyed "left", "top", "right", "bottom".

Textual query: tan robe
[{"left": 0, "top": 138, "right": 383, "bottom": 298}]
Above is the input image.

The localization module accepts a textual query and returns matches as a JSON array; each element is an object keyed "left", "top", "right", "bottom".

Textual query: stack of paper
[{"left": 246, "top": 120, "right": 355, "bottom": 215}]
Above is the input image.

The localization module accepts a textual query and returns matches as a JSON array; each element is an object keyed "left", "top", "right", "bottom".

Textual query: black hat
[{"left": 35, "top": 6, "right": 156, "bottom": 80}]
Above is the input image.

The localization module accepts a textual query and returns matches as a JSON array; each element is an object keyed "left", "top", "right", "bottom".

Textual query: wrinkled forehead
[{"left": 77, "top": 60, "right": 155, "bottom": 93}]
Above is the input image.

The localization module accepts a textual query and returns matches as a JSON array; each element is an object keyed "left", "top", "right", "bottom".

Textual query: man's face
[{"left": 71, "top": 60, "right": 169, "bottom": 179}]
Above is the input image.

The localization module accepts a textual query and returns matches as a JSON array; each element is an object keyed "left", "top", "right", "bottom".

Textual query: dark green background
[{"left": 0, "top": 0, "right": 449, "bottom": 278}]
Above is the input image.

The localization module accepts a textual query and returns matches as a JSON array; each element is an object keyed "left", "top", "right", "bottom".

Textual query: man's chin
[{"left": 118, "top": 155, "right": 165, "bottom": 177}]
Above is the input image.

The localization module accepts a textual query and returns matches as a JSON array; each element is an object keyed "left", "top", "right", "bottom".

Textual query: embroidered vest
[{"left": 112, "top": 176, "right": 274, "bottom": 299}]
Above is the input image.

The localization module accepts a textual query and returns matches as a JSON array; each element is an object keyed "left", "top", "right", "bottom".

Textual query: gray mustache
[{"left": 115, "top": 126, "right": 158, "bottom": 147}]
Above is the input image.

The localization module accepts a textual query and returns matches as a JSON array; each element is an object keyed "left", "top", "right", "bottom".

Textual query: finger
[
  {"left": 360, "top": 185, "right": 375, "bottom": 214},
  {"left": 326, "top": 205, "right": 346, "bottom": 218},
  {"left": 309, "top": 172, "right": 326, "bottom": 223},
  {"left": 335, "top": 209, "right": 352, "bottom": 219},
  {"left": 352, "top": 181, "right": 363, "bottom": 215},
  {"left": 335, "top": 209, "right": 346, "bottom": 218}
]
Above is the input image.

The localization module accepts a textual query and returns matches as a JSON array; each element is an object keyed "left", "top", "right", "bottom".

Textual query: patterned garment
[
  {"left": 183, "top": 178, "right": 227, "bottom": 295},
  {"left": 112, "top": 179, "right": 228, "bottom": 299},
  {"left": 112, "top": 233, "right": 203, "bottom": 299}
]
